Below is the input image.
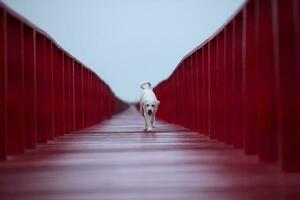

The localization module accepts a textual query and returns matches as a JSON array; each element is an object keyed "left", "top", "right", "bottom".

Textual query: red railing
[
  {"left": 154, "top": 0, "right": 300, "bottom": 172},
  {"left": 0, "top": 3, "right": 128, "bottom": 160}
]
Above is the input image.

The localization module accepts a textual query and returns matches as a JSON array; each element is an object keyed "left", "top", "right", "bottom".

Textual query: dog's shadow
[{"left": 142, "top": 131, "right": 157, "bottom": 139}]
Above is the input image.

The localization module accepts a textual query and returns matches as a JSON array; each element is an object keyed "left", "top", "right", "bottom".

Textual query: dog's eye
[
  {"left": 151, "top": 104, "right": 154, "bottom": 107},
  {"left": 146, "top": 104, "right": 149, "bottom": 107}
]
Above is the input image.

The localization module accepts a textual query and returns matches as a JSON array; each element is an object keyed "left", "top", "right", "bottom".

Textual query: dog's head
[{"left": 144, "top": 100, "right": 160, "bottom": 116}]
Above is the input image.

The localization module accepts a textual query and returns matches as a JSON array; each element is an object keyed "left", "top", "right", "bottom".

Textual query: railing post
[
  {"left": 71, "top": 59, "right": 75, "bottom": 132},
  {"left": 185, "top": 57, "right": 192, "bottom": 129},
  {"left": 224, "top": 23, "right": 234, "bottom": 145},
  {"left": 61, "top": 52, "right": 66, "bottom": 134},
  {"left": 180, "top": 62, "right": 187, "bottom": 127},
  {"left": 255, "top": 0, "right": 278, "bottom": 162},
  {"left": 63, "top": 54, "right": 71, "bottom": 133},
  {"left": 45, "top": 39, "right": 54, "bottom": 140},
  {"left": 272, "top": 0, "right": 300, "bottom": 172},
  {"left": 216, "top": 32, "right": 225, "bottom": 141},
  {"left": 23, "top": 25, "right": 36, "bottom": 148},
  {"left": 93, "top": 75, "right": 95, "bottom": 122},
  {"left": 81, "top": 65, "right": 85, "bottom": 125},
  {"left": 194, "top": 51, "right": 200, "bottom": 132},
  {"left": 53, "top": 46, "right": 64, "bottom": 137},
  {"left": 59, "top": 50, "right": 65, "bottom": 135},
  {"left": 89, "top": 70, "right": 92, "bottom": 123},
  {"left": 83, "top": 67, "right": 87, "bottom": 127},
  {"left": 203, "top": 44, "right": 209, "bottom": 136},
  {"left": 173, "top": 69, "right": 177, "bottom": 124},
  {"left": 74, "top": 62, "right": 83, "bottom": 131},
  {"left": 87, "top": 70, "right": 90, "bottom": 126},
  {"left": 92, "top": 74, "right": 96, "bottom": 123},
  {"left": 6, "top": 14, "right": 25, "bottom": 154},
  {"left": 207, "top": 43, "right": 211, "bottom": 137},
  {"left": 232, "top": 12, "right": 243, "bottom": 148},
  {"left": 90, "top": 73, "right": 94, "bottom": 124},
  {"left": 242, "top": 1, "right": 259, "bottom": 155},
  {"left": 197, "top": 49, "right": 204, "bottom": 133},
  {"left": 193, "top": 54, "right": 198, "bottom": 131},
  {"left": 36, "top": 33, "right": 48, "bottom": 143},
  {"left": 0, "top": 8, "right": 6, "bottom": 159},
  {"left": 177, "top": 66, "right": 182, "bottom": 125},
  {"left": 209, "top": 38, "right": 217, "bottom": 139},
  {"left": 98, "top": 79, "right": 101, "bottom": 122},
  {"left": 95, "top": 78, "right": 99, "bottom": 122}
]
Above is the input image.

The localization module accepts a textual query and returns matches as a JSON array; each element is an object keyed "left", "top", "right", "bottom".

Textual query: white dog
[{"left": 139, "top": 81, "right": 160, "bottom": 132}]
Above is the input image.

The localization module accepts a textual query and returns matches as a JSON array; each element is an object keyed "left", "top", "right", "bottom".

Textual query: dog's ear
[{"left": 156, "top": 100, "right": 160, "bottom": 105}]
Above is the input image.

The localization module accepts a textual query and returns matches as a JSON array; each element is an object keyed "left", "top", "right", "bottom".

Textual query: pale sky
[{"left": 2, "top": 0, "right": 245, "bottom": 102}]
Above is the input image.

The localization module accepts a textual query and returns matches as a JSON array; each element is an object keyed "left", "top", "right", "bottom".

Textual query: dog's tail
[{"left": 140, "top": 81, "right": 152, "bottom": 89}]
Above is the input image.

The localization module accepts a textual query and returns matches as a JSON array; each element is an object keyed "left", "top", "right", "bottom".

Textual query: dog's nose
[{"left": 148, "top": 110, "right": 153, "bottom": 115}]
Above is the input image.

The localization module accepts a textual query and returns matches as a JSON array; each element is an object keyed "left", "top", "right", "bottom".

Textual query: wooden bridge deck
[{"left": 0, "top": 107, "right": 300, "bottom": 200}]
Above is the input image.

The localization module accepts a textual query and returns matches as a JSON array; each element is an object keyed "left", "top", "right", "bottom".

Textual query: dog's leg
[
  {"left": 152, "top": 104, "right": 159, "bottom": 128},
  {"left": 150, "top": 115, "right": 154, "bottom": 129},
  {"left": 143, "top": 114, "right": 147, "bottom": 131},
  {"left": 145, "top": 114, "right": 153, "bottom": 131},
  {"left": 144, "top": 112, "right": 150, "bottom": 131},
  {"left": 140, "top": 102, "right": 143, "bottom": 116},
  {"left": 152, "top": 111, "right": 156, "bottom": 128}
]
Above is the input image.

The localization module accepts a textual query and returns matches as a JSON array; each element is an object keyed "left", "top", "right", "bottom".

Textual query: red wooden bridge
[{"left": 1, "top": 0, "right": 300, "bottom": 199}]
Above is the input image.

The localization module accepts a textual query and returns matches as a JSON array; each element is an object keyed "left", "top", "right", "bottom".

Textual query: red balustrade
[
  {"left": 0, "top": 2, "right": 128, "bottom": 160},
  {"left": 154, "top": 0, "right": 300, "bottom": 172}
]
